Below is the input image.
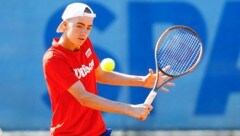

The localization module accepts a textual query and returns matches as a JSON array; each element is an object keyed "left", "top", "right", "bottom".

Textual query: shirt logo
[
  {"left": 73, "top": 59, "right": 94, "bottom": 79},
  {"left": 85, "top": 48, "right": 92, "bottom": 58}
]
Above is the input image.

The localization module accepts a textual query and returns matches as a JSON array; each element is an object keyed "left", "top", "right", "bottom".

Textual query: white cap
[{"left": 57, "top": 3, "right": 96, "bottom": 33}]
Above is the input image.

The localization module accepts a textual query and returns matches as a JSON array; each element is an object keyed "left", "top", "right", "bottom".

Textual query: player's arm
[
  {"left": 68, "top": 80, "right": 152, "bottom": 120},
  {"left": 96, "top": 65, "right": 145, "bottom": 86},
  {"left": 95, "top": 65, "right": 174, "bottom": 91}
]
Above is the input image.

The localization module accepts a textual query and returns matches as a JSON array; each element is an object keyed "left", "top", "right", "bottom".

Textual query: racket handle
[{"left": 144, "top": 90, "right": 157, "bottom": 105}]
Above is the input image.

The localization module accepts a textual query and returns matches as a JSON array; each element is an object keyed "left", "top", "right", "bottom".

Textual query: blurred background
[{"left": 0, "top": 0, "right": 239, "bottom": 135}]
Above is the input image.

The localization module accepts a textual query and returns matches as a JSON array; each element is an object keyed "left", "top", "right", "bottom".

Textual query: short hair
[{"left": 84, "top": 7, "right": 92, "bottom": 14}]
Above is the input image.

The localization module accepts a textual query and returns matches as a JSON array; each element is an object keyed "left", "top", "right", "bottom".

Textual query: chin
[{"left": 74, "top": 40, "right": 84, "bottom": 47}]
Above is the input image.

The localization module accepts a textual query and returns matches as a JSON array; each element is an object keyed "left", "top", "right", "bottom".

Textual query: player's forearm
[
  {"left": 97, "top": 71, "right": 145, "bottom": 87},
  {"left": 68, "top": 81, "right": 132, "bottom": 115},
  {"left": 79, "top": 91, "right": 132, "bottom": 115}
]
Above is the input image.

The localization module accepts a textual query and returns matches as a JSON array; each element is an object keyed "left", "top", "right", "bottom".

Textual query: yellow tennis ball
[{"left": 101, "top": 58, "right": 115, "bottom": 72}]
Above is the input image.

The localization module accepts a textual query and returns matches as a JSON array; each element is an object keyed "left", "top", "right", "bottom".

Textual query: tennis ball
[{"left": 101, "top": 58, "right": 115, "bottom": 72}]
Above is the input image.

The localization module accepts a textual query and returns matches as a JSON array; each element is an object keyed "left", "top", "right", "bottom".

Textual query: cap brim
[{"left": 56, "top": 21, "right": 64, "bottom": 33}]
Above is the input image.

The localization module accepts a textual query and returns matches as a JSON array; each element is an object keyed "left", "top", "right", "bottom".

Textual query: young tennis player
[{"left": 43, "top": 2, "right": 174, "bottom": 136}]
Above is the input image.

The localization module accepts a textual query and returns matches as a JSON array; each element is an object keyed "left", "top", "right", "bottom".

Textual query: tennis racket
[{"left": 144, "top": 25, "right": 203, "bottom": 105}]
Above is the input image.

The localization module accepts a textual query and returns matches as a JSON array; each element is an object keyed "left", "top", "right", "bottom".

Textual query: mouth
[{"left": 78, "top": 38, "right": 85, "bottom": 41}]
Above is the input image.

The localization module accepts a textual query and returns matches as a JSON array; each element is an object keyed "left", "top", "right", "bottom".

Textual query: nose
[{"left": 80, "top": 28, "right": 88, "bottom": 35}]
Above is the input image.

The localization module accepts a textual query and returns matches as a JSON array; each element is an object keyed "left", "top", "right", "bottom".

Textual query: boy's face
[{"left": 63, "top": 16, "right": 93, "bottom": 46}]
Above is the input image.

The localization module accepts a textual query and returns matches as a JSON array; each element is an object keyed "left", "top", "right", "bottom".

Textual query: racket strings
[
  {"left": 177, "top": 29, "right": 200, "bottom": 73},
  {"left": 173, "top": 30, "right": 189, "bottom": 73},
  {"left": 158, "top": 30, "right": 183, "bottom": 71},
  {"left": 173, "top": 31, "right": 200, "bottom": 74},
  {"left": 171, "top": 29, "right": 191, "bottom": 73},
  {"left": 157, "top": 29, "right": 187, "bottom": 74},
  {"left": 157, "top": 28, "right": 201, "bottom": 76},
  {"left": 158, "top": 34, "right": 177, "bottom": 72}
]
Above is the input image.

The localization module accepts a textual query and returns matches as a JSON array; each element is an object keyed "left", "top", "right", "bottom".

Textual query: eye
[
  {"left": 77, "top": 25, "right": 84, "bottom": 28},
  {"left": 87, "top": 27, "right": 92, "bottom": 30}
]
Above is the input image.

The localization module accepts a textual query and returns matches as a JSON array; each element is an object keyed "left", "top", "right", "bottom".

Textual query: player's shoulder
[
  {"left": 43, "top": 46, "right": 56, "bottom": 59},
  {"left": 43, "top": 46, "right": 65, "bottom": 65}
]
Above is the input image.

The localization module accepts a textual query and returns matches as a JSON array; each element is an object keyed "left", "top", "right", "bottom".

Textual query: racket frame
[{"left": 144, "top": 25, "right": 203, "bottom": 105}]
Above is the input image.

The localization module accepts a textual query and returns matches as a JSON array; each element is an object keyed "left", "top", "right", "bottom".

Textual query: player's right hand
[{"left": 128, "top": 104, "right": 153, "bottom": 121}]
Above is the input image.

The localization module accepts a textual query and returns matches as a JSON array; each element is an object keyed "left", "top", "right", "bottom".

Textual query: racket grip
[{"left": 144, "top": 91, "right": 157, "bottom": 105}]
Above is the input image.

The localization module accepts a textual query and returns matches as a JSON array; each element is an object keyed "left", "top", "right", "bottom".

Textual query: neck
[{"left": 58, "top": 36, "right": 81, "bottom": 52}]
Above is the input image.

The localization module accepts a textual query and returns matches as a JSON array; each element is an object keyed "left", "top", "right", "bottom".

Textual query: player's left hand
[{"left": 143, "top": 66, "right": 175, "bottom": 92}]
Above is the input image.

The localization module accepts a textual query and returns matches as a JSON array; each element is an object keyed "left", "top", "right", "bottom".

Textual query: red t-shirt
[{"left": 43, "top": 38, "right": 106, "bottom": 136}]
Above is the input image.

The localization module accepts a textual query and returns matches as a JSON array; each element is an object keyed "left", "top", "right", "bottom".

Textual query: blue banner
[{"left": 0, "top": 0, "right": 239, "bottom": 130}]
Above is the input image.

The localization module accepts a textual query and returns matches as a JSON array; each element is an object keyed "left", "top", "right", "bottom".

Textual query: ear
[{"left": 62, "top": 21, "right": 68, "bottom": 31}]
